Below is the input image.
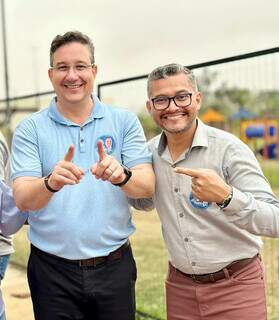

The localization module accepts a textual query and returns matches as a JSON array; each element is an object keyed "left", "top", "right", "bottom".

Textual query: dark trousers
[{"left": 27, "top": 244, "right": 137, "bottom": 320}]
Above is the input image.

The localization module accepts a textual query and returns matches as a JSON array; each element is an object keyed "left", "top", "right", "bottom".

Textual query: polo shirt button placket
[{"left": 80, "top": 127, "right": 86, "bottom": 153}]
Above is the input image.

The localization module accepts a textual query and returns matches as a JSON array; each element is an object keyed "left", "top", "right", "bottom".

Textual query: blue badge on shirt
[
  {"left": 97, "top": 135, "right": 116, "bottom": 155},
  {"left": 189, "top": 192, "right": 211, "bottom": 209}
]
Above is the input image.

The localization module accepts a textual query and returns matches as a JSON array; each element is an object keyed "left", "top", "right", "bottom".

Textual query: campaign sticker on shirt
[
  {"left": 97, "top": 135, "right": 116, "bottom": 155},
  {"left": 189, "top": 192, "right": 211, "bottom": 209}
]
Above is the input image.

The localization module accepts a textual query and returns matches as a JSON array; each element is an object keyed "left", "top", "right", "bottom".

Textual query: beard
[{"left": 159, "top": 117, "right": 196, "bottom": 135}]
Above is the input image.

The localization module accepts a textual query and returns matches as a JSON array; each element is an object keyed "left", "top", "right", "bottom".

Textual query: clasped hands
[
  {"left": 174, "top": 167, "right": 231, "bottom": 204},
  {"left": 47, "top": 140, "right": 126, "bottom": 191}
]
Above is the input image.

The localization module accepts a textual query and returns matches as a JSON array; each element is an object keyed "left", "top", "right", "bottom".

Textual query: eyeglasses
[
  {"left": 51, "top": 64, "right": 94, "bottom": 74},
  {"left": 151, "top": 93, "right": 193, "bottom": 111}
]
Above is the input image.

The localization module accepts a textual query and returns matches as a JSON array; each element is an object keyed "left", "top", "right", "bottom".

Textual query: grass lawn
[{"left": 261, "top": 160, "right": 279, "bottom": 189}]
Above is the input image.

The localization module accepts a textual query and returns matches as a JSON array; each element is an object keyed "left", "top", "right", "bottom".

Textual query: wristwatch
[
  {"left": 113, "top": 165, "right": 132, "bottom": 187},
  {"left": 216, "top": 187, "right": 233, "bottom": 209},
  {"left": 44, "top": 173, "right": 59, "bottom": 193}
]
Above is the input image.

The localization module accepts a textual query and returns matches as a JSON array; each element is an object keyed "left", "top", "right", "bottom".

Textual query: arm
[
  {"left": 175, "top": 143, "right": 279, "bottom": 237},
  {"left": 221, "top": 144, "right": 279, "bottom": 237},
  {"left": 13, "top": 176, "right": 53, "bottom": 211},
  {"left": 13, "top": 145, "right": 84, "bottom": 211},
  {"left": 121, "top": 163, "right": 154, "bottom": 198},
  {"left": 120, "top": 112, "right": 155, "bottom": 198},
  {"left": 0, "top": 181, "right": 28, "bottom": 235},
  {"left": 0, "top": 133, "right": 9, "bottom": 182},
  {"left": 128, "top": 197, "right": 155, "bottom": 211},
  {"left": 0, "top": 132, "right": 27, "bottom": 234}
]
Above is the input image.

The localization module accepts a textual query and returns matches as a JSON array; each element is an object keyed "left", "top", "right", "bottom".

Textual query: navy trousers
[{"left": 28, "top": 244, "right": 137, "bottom": 320}]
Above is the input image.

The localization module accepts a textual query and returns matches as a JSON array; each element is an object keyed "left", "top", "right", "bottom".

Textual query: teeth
[
  {"left": 65, "top": 84, "right": 82, "bottom": 88},
  {"left": 163, "top": 114, "right": 186, "bottom": 119}
]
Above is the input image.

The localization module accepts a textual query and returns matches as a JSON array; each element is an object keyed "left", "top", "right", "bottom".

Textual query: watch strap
[
  {"left": 113, "top": 165, "right": 132, "bottom": 187},
  {"left": 44, "top": 173, "right": 59, "bottom": 193},
  {"left": 216, "top": 187, "right": 233, "bottom": 209}
]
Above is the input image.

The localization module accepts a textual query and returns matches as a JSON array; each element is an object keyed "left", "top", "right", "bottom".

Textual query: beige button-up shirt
[{"left": 132, "top": 119, "right": 279, "bottom": 274}]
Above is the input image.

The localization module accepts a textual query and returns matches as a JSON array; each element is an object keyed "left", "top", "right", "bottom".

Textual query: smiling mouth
[
  {"left": 161, "top": 113, "right": 188, "bottom": 120},
  {"left": 64, "top": 84, "right": 83, "bottom": 89}
]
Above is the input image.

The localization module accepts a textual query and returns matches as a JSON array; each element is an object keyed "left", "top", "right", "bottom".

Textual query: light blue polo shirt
[{"left": 11, "top": 95, "right": 152, "bottom": 259}]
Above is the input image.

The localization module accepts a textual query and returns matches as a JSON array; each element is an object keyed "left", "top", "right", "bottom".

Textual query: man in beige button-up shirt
[{"left": 132, "top": 63, "right": 279, "bottom": 320}]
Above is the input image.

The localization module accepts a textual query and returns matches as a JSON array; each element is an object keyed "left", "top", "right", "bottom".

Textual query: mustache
[{"left": 160, "top": 111, "right": 189, "bottom": 118}]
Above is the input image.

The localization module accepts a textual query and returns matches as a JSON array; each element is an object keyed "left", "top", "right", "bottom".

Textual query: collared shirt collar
[
  {"left": 156, "top": 118, "right": 209, "bottom": 156},
  {"left": 47, "top": 94, "right": 105, "bottom": 126}
]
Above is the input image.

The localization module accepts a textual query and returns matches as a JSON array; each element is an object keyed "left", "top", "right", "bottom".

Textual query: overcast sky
[{"left": 0, "top": 0, "right": 279, "bottom": 99}]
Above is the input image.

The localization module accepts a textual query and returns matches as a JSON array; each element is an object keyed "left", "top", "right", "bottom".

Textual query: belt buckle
[
  {"left": 78, "top": 258, "right": 98, "bottom": 267},
  {"left": 209, "top": 273, "right": 215, "bottom": 282},
  {"left": 191, "top": 273, "right": 216, "bottom": 284},
  {"left": 190, "top": 274, "right": 202, "bottom": 283},
  {"left": 79, "top": 259, "right": 89, "bottom": 267}
]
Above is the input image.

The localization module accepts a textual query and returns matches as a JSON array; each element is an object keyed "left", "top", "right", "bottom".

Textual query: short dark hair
[
  {"left": 49, "top": 31, "right": 95, "bottom": 66},
  {"left": 147, "top": 63, "right": 198, "bottom": 97}
]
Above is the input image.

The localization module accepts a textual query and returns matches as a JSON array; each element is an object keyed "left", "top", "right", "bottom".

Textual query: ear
[
  {"left": 48, "top": 68, "right": 53, "bottom": 81},
  {"left": 195, "top": 92, "right": 202, "bottom": 111},
  {"left": 146, "top": 100, "right": 152, "bottom": 113},
  {"left": 92, "top": 64, "right": 98, "bottom": 78}
]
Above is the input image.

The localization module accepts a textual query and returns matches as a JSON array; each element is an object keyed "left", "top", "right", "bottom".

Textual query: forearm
[
  {"left": 13, "top": 177, "right": 53, "bottom": 211},
  {"left": 1, "top": 209, "right": 28, "bottom": 236},
  {"left": 128, "top": 197, "right": 155, "bottom": 211},
  {"left": 224, "top": 187, "right": 279, "bottom": 237},
  {"left": 121, "top": 164, "right": 155, "bottom": 199}
]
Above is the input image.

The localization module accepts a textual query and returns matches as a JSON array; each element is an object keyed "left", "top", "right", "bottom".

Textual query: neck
[
  {"left": 57, "top": 97, "right": 93, "bottom": 125},
  {"left": 165, "top": 121, "right": 197, "bottom": 162}
]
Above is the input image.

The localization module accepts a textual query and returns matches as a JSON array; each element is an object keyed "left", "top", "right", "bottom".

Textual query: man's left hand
[{"left": 91, "top": 140, "right": 126, "bottom": 184}]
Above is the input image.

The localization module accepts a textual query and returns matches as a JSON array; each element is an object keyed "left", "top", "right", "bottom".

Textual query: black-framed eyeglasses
[{"left": 151, "top": 93, "right": 193, "bottom": 111}]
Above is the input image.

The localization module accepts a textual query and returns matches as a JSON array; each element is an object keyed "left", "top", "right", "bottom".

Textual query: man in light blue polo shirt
[{"left": 11, "top": 31, "right": 155, "bottom": 320}]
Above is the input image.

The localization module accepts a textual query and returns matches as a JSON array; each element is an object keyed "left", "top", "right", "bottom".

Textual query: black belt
[
  {"left": 170, "top": 255, "right": 258, "bottom": 284},
  {"left": 31, "top": 240, "right": 130, "bottom": 267}
]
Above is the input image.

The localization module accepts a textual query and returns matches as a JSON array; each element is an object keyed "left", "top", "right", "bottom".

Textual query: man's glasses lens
[
  {"left": 52, "top": 64, "right": 93, "bottom": 73},
  {"left": 152, "top": 93, "right": 192, "bottom": 110}
]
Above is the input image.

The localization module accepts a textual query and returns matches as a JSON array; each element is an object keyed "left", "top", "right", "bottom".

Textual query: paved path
[{"left": 2, "top": 263, "right": 34, "bottom": 320}]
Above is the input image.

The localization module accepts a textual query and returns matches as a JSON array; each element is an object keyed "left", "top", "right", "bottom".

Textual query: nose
[
  {"left": 167, "top": 98, "right": 179, "bottom": 111},
  {"left": 65, "top": 67, "right": 79, "bottom": 80}
]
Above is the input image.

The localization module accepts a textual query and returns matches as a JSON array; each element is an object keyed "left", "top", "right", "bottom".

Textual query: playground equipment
[
  {"left": 200, "top": 108, "right": 226, "bottom": 130},
  {"left": 240, "top": 119, "right": 279, "bottom": 159}
]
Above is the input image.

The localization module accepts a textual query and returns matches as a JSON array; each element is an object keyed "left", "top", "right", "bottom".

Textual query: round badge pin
[
  {"left": 189, "top": 192, "right": 211, "bottom": 209},
  {"left": 97, "top": 135, "right": 116, "bottom": 155}
]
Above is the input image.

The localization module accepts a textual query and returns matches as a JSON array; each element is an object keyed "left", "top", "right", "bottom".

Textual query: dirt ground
[{"left": 2, "top": 263, "right": 34, "bottom": 320}]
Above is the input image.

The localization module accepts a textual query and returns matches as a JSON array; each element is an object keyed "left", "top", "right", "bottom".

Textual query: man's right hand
[{"left": 47, "top": 145, "right": 84, "bottom": 191}]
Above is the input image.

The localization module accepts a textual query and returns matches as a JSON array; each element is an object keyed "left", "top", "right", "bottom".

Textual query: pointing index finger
[
  {"left": 97, "top": 140, "right": 106, "bottom": 161},
  {"left": 174, "top": 167, "right": 200, "bottom": 177},
  {"left": 64, "top": 144, "right": 75, "bottom": 162}
]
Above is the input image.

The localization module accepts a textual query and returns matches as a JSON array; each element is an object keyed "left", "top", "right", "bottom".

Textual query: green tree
[{"left": 138, "top": 112, "right": 161, "bottom": 140}]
